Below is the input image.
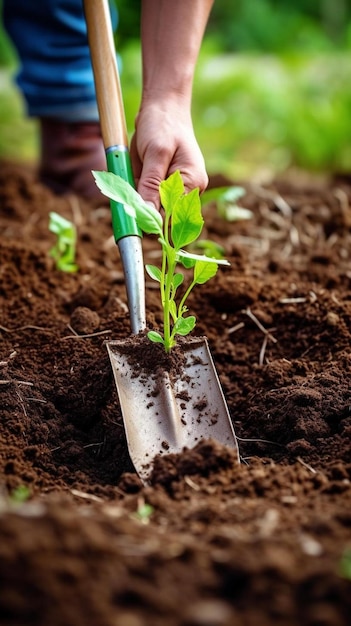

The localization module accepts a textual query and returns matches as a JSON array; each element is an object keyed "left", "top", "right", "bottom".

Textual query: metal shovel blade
[{"left": 107, "top": 336, "right": 239, "bottom": 482}]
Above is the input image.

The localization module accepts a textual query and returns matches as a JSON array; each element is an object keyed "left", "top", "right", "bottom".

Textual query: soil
[{"left": 0, "top": 160, "right": 350, "bottom": 626}]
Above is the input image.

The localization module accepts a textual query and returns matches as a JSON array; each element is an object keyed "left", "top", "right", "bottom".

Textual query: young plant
[
  {"left": 201, "top": 185, "right": 252, "bottom": 222},
  {"left": 92, "top": 169, "right": 229, "bottom": 352},
  {"left": 49, "top": 211, "right": 79, "bottom": 273}
]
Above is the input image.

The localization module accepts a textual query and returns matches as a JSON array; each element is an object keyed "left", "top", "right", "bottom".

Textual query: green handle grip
[{"left": 106, "top": 146, "right": 141, "bottom": 241}]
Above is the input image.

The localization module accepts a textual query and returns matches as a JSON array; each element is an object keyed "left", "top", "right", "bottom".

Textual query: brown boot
[{"left": 39, "top": 118, "right": 107, "bottom": 203}]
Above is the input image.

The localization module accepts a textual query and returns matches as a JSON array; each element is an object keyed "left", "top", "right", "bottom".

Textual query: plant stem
[
  {"left": 163, "top": 251, "right": 176, "bottom": 352},
  {"left": 178, "top": 280, "right": 196, "bottom": 318}
]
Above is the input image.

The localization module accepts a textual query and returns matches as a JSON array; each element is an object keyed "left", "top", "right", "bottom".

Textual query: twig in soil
[
  {"left": 236, "top": 436, "right": 285, "bottom": 447},
  {"left": 1, "top": 379, "right": 34, "bottom": 387},
  {"left": 15, "top": 389, "right": 28, "bottom": 418},
  {"left": 61, "top": 328, "right": 111, "bottom": 340},
  {"left": 333, "top": 188, "right": 349, "bottom": 215},
  {"left": 184, "top": 476, "right": 201, "bottom": 491},
  {"left": 251, "top": 184, "right": 292, "bottom": 218},
  {"left": 279, "top": 297, "right": 307, "bottom": 304},
  {"left": 0, "top": 324, "right": 53, "bottom": 334},
  {"left": 227, "top": 322, "right": 245, "bottom": 335},
  {"left": 70, "top": 488, "right": 104, "bottom": 503},
  {"left": 66, "top": 323, "right": 79, "bottom": 336},
  {"left": 82, "top": 442, "right": 104, "bottom": 450},
  {"left": 242, "top": 308, "right": 277, "bottom": 365},
  {"left": 296, "top": 456, "right": 317, "bottom": 474}
]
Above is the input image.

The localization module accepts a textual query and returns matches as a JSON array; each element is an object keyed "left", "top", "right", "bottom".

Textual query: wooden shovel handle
[{"left": 84, "top": 0, "right": 128, "bottom": 150}]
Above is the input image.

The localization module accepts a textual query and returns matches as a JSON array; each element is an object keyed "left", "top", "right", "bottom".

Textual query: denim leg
[{"left": 3, "top": 0, "right": 118, "bottom": 121}]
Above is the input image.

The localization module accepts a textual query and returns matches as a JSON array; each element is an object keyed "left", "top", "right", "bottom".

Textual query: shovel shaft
[
  {"left": 84, "top": 0, "right": 140, "bottom": 240},
  {"left": 106, "top": 146, "right": 140, "bottom": 241},
  {"left": 84, "top": 0, "right": 146, "bottom": 332}
]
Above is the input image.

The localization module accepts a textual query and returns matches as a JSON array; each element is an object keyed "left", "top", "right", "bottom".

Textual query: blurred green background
[{"left": 1, "top": 0, "right": 351, "bottom": 181}]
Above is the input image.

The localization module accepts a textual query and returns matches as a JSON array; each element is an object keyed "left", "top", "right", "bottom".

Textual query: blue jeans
[{"left": 3, "top": 0, "right": 117, "bottom": 122}]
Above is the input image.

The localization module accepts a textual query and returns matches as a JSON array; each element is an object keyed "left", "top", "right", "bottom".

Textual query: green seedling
[
  {"left": 9, "top": 485, "right": 31, "bottom": 504},
  {"left": 201, "top": 185, "right": 253, "bottom": 222},
  {"left": 49, "top": 211, "right": 79, "bottom": 273},
  {"left": 132, "top": 500, "right": 154, "bottom": 524},
  {"left": 93, "top": 169, "right": 229, "bottom": 352},
  {"left": 339, "top": 548, "right": 351, "bottom": 580}
]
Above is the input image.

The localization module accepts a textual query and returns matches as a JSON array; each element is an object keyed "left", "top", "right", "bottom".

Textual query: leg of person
[{"left": 2, "top": 0, "right": 112, "bottom": 202}]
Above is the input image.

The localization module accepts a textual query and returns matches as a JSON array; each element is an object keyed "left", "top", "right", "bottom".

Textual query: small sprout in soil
[
  {"left": 49, "top": 211, "right": 79, "bottom": 273},
  {"left": 92, "top": 169, "right": 229, "bottom": 352},
  {"left": 339, "top": 548, "right": 351, "bottom": 580},
  {"left": 201, "top": 185, "right": 253, "bottom": 222},
  {"left": 9, "top": 484, "right": 31, "bottom": 503},
  {"left": 132, "top": 498, "right": 154, "bottom": 524}
]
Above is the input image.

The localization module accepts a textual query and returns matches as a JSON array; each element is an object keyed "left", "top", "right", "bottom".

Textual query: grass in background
[
  {"left": 1, "top": 38, "right": 351, "bottom": 181},
  {"left": 120, "top": 41, "right": 351, "bottom": 181},
  {"left": 0, "top": 68, "right": 37, "bottom": 162}
]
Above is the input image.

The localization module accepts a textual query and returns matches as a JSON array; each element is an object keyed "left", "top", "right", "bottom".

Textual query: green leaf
[
  {"left": 200, "top": 185, "right": 246, "bottom": 208},
  {"left": 173, "top": 315, "right": 196, "bottom": 337},
  {"left": 192, "top": 239, "right": 226, "bottom": 260},
  {"left": 177, "top": 249, "right": 230, "bottom": 266},
  {"left": 169, "top": 300, "right": 177, "bottom": 322},
  {"left": 178, "top": 255, "right": 196, "bottom": 269},
  {"left": 193, "top": 260, "right": 218, "bottom": 284},
  {"left": 49, "top": 212, "right": 78, "bottom": 273},
  {"left": 159, "top": 170, "right": 184, "bottom": 217},
  {"left": 49, "top": 212, "right": 76, "bottom": 241},
  {"left": 147, "top": 330, "right": 164, "bottom": 345},
  {"left": 146, "top": 264, "right": 161, "bottom": 282},
  {"left": 172, "top": 273, "right": 184, "bottom": 290},
  {"left": 92, "top": 171, "right": 163, "bottom": 235},
  {"left": 9, "top": 485, "right": 31, "bottom": 503},
  {"left": 339, "top": 549, "right": 351, "bottom": 580},
  {"left": 56, "top": 260, "right": 79, "bottom": 273},
  {"left": 171, "top": 188, "right": 204, "bottom": 249}
]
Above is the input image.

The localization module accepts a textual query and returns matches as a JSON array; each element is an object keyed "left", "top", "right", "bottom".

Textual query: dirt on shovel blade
[
  {"left": 0, "top": 162, "right": 351, "bottom": 626},
  {"left": 106, "top": 334, "right": 239, "bottom": 481}
]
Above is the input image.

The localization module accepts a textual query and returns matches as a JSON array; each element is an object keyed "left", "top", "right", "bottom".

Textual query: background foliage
[{"left": 1, "top": 0, "right": 351, "bottom": 179}]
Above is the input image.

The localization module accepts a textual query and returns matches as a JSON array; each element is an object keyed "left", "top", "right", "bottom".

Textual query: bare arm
[{"left": 130, "top": 0, "right": 214, "bottom": 207}]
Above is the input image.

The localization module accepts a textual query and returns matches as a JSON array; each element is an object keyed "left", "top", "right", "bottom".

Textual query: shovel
[{"left": 84, "top": 0, "right": 239, "bottom": 482}]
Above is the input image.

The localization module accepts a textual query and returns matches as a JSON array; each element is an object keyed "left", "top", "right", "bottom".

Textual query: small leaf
[
  {"left": 193, "top": 260, "right": 218, "bottom": 284},
  {"left": 92, "top": 171, "right": 163, "bottom": 235},
  {"left": 146, "top": 264, "right": 162, "bottom": 282},
  {"left": 173, "top": 315, "right": 196, "bottom": 336},
  {"left": 10, "top": 485, "right": 31, "bottom": 503},
  {"left": 169, "top": 300, "right": 177, "bottom": 322},
  {"left": 192, "top": 239, "right": 226, "bottom": 260},
  {"left": 178, "top": 249, "right": 230, "bottom": 266},
  {"left": 200, "top": 185, "right": 246, "bottom": 208},
  {"left": 56, "top": 260, "right": 79, "bottom": 273},
  {"left": 160, "top": 170, "right": 184, "bottom": 217},
  {"left": 172, "top": 273, "right": 184, "bottom": 289},
  {"left": 178, "top": 255, "right": 196, "bottom": 269},
  {"left": 49, "top": 212, "right": 76, "bottom": 241},
  {"left": 49, "top": 212, "right": 78, "bottom": 273},
  {"left": 171, "top": 188, "right": 204, "bottom": 249},
  {"left": 147, "top": 330, "right": 164, "bottom": 345}
]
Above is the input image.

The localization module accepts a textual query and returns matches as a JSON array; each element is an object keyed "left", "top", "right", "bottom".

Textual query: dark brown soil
[{"left": 0, "top": 161, "right": 350, "bottom": 626}]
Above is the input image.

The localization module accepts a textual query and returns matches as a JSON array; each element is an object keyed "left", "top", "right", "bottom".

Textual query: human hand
[{"left": 130, "top": 99, "right": 208, "bottom": 209}]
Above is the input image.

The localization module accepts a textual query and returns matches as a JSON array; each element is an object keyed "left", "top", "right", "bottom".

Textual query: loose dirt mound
[{"left": 0, "top": 162, "right": 350, "bottom": 625}]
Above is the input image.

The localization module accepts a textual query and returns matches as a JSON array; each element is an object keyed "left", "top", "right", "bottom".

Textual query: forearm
[{"left": 140, "top": 0, "right": 214, "bottom": 105}]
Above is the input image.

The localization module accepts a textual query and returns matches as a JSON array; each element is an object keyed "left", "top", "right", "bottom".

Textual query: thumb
[{"left": 136, "top": 149, "right": 171, "bottom": 210}]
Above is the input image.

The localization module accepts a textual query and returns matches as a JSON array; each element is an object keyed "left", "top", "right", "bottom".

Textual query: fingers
[
  {"left": 129, "top": 105, "right": 209, "bottom": 209},
  {"left": 130, "top": 136, "right": 209, "bottom": 210}
]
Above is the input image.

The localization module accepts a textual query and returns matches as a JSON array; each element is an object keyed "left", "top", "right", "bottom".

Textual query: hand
[{"left": 130, "top": 98, "right": 208, "bottom": 209}]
